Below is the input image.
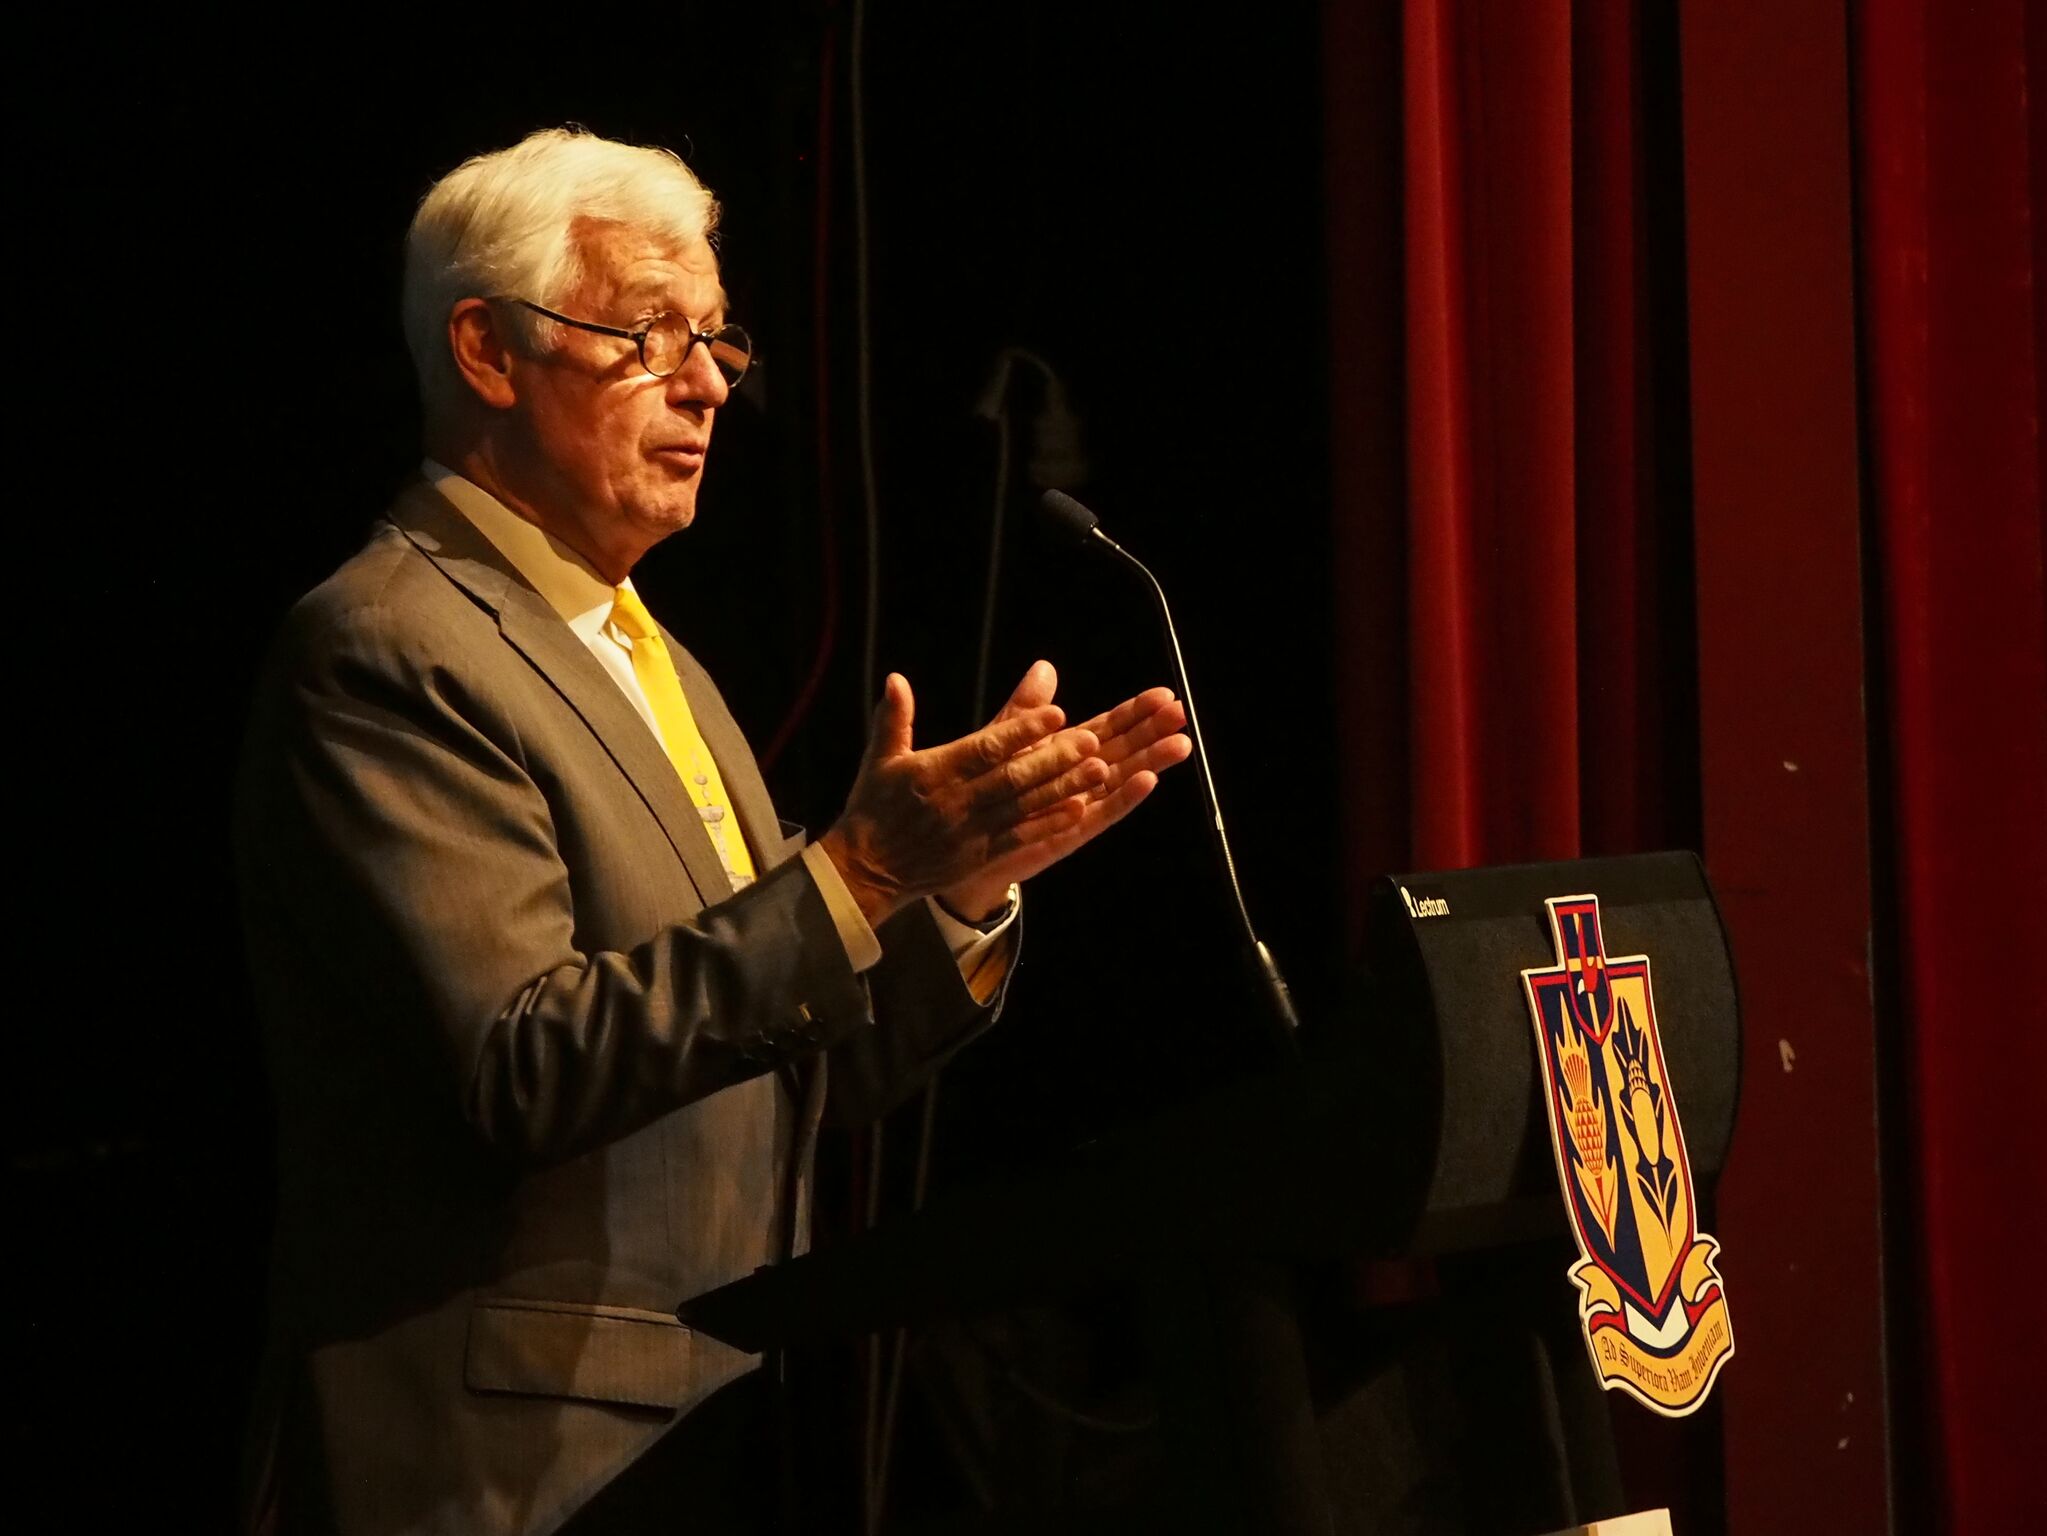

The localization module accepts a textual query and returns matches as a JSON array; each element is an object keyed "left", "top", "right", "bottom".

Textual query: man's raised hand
[
  {"left": 816, "top": 671, "right": 1111, "bottom": 928},
  {"left": 932, "top": 662, "right": 1193, "bottom": 922}
]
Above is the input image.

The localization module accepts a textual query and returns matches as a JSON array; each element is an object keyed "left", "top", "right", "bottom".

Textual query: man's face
[{"left": 508, "top": 218, "right": 730, "bottom": 575}]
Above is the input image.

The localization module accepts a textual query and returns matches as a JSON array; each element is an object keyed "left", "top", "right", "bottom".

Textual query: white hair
[{"left": 402, "top": 126, "right": 721, "bottom": 423}]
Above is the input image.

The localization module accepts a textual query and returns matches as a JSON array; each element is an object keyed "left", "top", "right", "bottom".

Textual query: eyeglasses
[{"left": 513, "top": 299, "right": 754, "bottom": 388}]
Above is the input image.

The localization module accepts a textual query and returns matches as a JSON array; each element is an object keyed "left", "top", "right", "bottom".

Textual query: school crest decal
[{"left": 1521, "top": 894, "right": 1734, "bottom": 1415}]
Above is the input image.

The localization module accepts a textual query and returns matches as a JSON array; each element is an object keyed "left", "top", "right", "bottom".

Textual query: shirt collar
[{"left": 422, "top": 460, "right": 632, "bottom": 642}]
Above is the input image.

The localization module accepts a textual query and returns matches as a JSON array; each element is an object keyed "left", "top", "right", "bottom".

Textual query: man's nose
[{"left": 667, "top": 339, "right": 729, "bottom": 409}]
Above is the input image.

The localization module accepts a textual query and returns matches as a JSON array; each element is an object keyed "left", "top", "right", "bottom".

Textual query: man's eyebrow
[
  {"left": 617, "top": 281, "right": 729, "bottom": 321},
  {"left": 615, "top": 281, "right": 670, "bottom": 311}
]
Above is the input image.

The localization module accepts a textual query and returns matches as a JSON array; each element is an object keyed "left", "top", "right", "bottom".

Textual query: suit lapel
[{"left": 385, "top": 481, "right": 735, "bottom": 907}]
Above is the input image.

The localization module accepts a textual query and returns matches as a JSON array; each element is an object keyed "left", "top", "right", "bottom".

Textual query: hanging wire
[
  {"left": 849, "top": 7, "right": 892, "bottom": 1527},
  {"left": 970, "top": 403, "right": 1013, "bottom": 722},
  {"left": 760, "top": 19, "right": 841, "bottom": 771},
  {"left": 851, "top": 0, "right": 882, "bottom": 708}
]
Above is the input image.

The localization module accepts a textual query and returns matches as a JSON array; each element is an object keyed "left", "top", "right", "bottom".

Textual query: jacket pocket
[{"left": 464, "top": 1297, "right": 694, "bottom": 1410}]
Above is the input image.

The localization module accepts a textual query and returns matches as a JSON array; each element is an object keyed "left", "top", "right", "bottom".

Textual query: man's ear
[{"left": 447, "top": 298, "right": 519, "bottom": 410}]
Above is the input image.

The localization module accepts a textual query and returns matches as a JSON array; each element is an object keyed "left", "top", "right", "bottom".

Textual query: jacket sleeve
[
  {"left": 661, "top": 637, "right": 1018, "bottom": 1130},
  {"left": 821, "top": 898, "right": 1019, "bottom": 1128},
  {"left": 239, "top": 597, "right": 877, "bottom": 1169}
]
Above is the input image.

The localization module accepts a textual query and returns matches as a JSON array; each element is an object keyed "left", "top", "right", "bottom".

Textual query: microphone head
[{"left": 1038, "top": 489, "right": 1101, "bottom": 546}]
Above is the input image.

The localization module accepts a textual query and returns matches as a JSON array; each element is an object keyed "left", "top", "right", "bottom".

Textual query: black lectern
[{"left": 678, "top": 852, "right": 1740, "bottom": 1533}]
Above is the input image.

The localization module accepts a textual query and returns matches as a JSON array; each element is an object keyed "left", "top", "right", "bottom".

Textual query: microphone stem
[{"left": 1089, "top": 528, "right": 1302, "bottom": 1043}]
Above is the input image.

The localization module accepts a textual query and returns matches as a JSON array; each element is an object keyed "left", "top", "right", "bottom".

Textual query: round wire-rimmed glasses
[{"left": 514, "top": 299, "right": 754, "bottom": 388}]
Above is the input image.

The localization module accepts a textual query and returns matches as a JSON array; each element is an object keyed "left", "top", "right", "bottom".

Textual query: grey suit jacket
[{"left": 235, "top": 481, "right": 999, "bottom": 1535}]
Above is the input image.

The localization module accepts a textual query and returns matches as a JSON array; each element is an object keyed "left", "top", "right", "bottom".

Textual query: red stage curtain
[
  {"left": 1856, "top": 2, "right": 2047, "bottom": 1529},
  {"left": 1332, "top": 0, "right": 1694, "bottom": 897},
  {"left": 1402, "top": 0, "right": 1582, "bottom": 869},
  {"left": 1332, "top": 0, "right": 2046, "bottom": 1528}
]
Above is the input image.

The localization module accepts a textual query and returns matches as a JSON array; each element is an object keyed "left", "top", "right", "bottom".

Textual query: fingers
[
  {"left": 1000, "top": 767, "right": 1160, "bottom": 879},
  {"left": 1097, "top": 767, "right": 1161, "bottom": 823},
  {"left": 1077, "top": 686, "right": 1177, "bottom": 742},
  {"left": 1015, "top": 742, "right": 1111, "bottom": 815},
  {"left": 1001, "top": 797, "right": 1090, "bottom": 855},
  {"left": 931, "top": 703, "right": 1066, "bottom": 773},
  {"left": 843, "top": 669, "right": 1181, "bottom": 907},
  {"left": 1080, "top": 690, "right": 1186, "bottom": 765},
  {"left": 959, "top": 689, "right": 1186, "bottom": 818},
  {"left": 1043, "top": 766, "right": 1160, "bottom": 848},
  {"left": 1096, "top": 729, "right": 1192, "bottom": 791},
  {"left": 1096, "top": 701, "right": 1189, "bottom": 771},
  {"left": 867, "top": 672, "right": 916, "bottom": 762},
  {"left": 966, "top": 726, "right": 1102, "bottom": 817},
  {"left": 970, "top": 683, "right": 1180, "bottom": 771}
]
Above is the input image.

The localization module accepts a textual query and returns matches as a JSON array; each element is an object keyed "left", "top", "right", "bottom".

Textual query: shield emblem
[{"left": 1523, "top": 893, "right": 1734, "bottom": 1415}]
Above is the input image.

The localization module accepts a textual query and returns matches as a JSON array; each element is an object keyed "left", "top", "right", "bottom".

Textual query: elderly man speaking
[{"left": 234, "top": 127, "right": 1189, "bottom": 1535}]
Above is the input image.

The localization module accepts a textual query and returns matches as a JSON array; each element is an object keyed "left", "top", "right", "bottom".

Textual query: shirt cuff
[
  {"left": 927, "top": 885, "right": 1021, "bottom": 973},
  {"left": 799, "top": 842, "right": 883, "bottom": 973}
]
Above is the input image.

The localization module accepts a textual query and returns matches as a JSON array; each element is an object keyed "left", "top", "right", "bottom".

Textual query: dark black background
[{"left": 15, "top": 9, "right": 1346, "bottom": 1521}]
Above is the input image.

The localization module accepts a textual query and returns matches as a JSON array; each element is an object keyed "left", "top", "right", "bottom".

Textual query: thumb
[
  {"left": 869, "top": 672, "right": 915, "bottom": 760},
  {"left": 995, "top": 659, "right": 1058, "bottom": 722}
]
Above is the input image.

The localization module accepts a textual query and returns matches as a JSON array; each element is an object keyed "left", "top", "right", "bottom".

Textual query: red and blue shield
[{"left": 1522, "top": 893, "right": 1734, "bottom": 1415}]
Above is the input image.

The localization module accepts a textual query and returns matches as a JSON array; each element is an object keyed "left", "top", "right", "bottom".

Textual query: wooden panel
[{"left": 1677, "top": 2, "right": 1890, "bottom": 1531}]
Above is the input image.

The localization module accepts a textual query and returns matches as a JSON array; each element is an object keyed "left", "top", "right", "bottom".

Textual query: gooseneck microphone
[{"left": 1040, "top": 490, "right": 1303, "bottom": 1045}]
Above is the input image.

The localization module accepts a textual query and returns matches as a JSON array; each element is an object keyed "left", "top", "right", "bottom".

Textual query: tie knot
[{"left": 609, "top": 586, "right": 659, "bottom": 642}]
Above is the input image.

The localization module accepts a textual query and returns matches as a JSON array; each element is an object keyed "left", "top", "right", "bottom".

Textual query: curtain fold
[
  {"left": 1856, "top": 1, "right": 2047, "bottom": 1529},
  {"left": 1381, "top": 0, "right": 1690, "bottom": 880},
  {"left": 1404, "top": 0, "right": 1584, "bottom": 870}
]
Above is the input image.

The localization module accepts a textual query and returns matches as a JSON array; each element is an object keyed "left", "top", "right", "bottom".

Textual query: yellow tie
[{"left": 608, "top": 586, "right": 757, "bottom": 887}]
